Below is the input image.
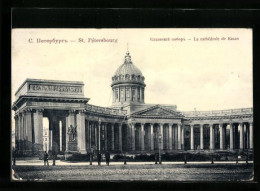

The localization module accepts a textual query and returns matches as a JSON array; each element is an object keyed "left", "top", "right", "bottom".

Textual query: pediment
[{"left": 131, "top": 105, "right": 183, "bottom": 118}]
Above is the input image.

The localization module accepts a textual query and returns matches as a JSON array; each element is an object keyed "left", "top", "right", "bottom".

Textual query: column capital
[
  {"left": 24, "top": 108, "right": 33, "bottom": 113},
  {"left": 21, "top": 110, "right": 26, "bottom": 115},
  {"left": 208, "top": 123, "right": 213, "bottom": 127},
  {"left": 128, "top": 122, "right": 136, "bottom": 126},
  {"left": 141, "top": 123, "right": 145, "bottom": 126},
  {"left": 159, "top": 123, "right": 164, "bottom": 127},
  {"left": 77, "top": 109, "right": 86, "bottom": 114},
  {"left": 69, "top": 109, "right": 76, "bottom": 114},
  {"left": 35, "top": 108, "right": 44, "bottom": 113}
]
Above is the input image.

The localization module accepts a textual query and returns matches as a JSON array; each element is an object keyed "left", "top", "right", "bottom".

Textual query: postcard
[{"left": 11, "top": 28, "right": 253, "bottom": 181}]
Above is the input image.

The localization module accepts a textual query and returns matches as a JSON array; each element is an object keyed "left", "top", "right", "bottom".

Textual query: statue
[{"left": 67, "top": 125, "right": 77, "bottom": 141}]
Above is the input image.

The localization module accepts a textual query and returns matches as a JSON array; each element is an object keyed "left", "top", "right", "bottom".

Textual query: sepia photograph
[{"left": 11, "top": 28, "right": 253, "bottom": 181}]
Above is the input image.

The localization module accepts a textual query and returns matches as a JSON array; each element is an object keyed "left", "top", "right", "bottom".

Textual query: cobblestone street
[{"left": 13, "top": 162, "right": 253, "bottom": 181}]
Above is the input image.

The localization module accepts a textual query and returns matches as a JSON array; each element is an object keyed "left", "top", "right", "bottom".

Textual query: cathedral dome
[
  {"left": 112, "top": 51, "right": 145, "bottom": 86},
  {"left": 114, "top": 52, "right": 143, "bottom": 77},
  {"left": 111, "top": 50, "right": 146, "bottom": 106}
]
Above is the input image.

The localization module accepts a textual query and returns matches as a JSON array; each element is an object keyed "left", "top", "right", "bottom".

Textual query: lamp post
[
  {"left": 124, "top": 115, "right": 127, "bottom": 165},
  {"left": 98, "top": 118, "right": 101, "bottom": 166},
  {"left": 158, "top": 133, "right": 162, "bottom": 164}
]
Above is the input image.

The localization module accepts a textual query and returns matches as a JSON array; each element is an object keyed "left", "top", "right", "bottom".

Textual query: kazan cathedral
[{"left": 12, "top": 50, "right": 253, "bottom": 156}]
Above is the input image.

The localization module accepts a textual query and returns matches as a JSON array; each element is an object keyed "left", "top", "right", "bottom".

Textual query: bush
[
  {"left": 113, "top": 154, "right": 134, "bottom": 161},
  {"left": 134, "top": 154, "right": 155, "bottom": 161},
  {"left": 66, "top": 153, "right": 89, "bottom": 161}
]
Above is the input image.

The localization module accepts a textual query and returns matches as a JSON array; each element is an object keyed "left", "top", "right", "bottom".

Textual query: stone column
[
  {"left": 200, "top": 124, "right": 204, "bottom": 150},
  {"left": 119, "top": 123, "right": 122, "bottom": 152},
  {"left": 219, "top": 123, "right": 224, "bottom": 150},
  {"left": 20, "top": 113, "right": 24, "bottom": 151},
  {"left": 209, "top": 124, "right": 214, "bottom": 150},
  {"left": 76, "top": 110, "right": 86, "bottom": 154},
  {"left": 190, "top": 124, "right": 194, "bottom": 150},
  {"left": 150, "top": 123, "right": 154, "bottom": 151},
  {"left": 95, "top": 124, "right": 97, "bottom": 148},
  {"left": 160, "top": 123, "right": 164, "bottom": 150},
  {"left": 25, "top": 109, "right": 33, "bottom": 152},
  {"left": 33, "top": 109, "right": 44, "bottom": 152},
  {"left": 140, "top": 88, "right": 142, "bottom": 102},
  {"left": 104, "top": 123, "right": 108, "bottom": 150},
  {"left": 135, "top": 88, "right": 138, "bottom": 102},
  {"left": 131, "top": 123, "right": 135, "bottom": 151},
  {"left": 177, "top": 124, "right": 182, "bottom": 150},
  {"left": 141, "top": 123, "right": 145, "bottom": 151},
  {"left": 49, "top": 129, "right": 52, "bottom": 152},
  {"left": 17, "top": 114, "right": 21, "bottom": 151},
  {"left": 65, "top": 110, "right": 75, "bottom": 152},
  {"left": 169, "top": 124, "right": 172, "bottom": 150},
  {"left": 130, "top": 87, "right": 132, "bottom": 102},
  {"left": 223, "top": 124, "right": 226, "bottom": 149},
  {"left": 14, "top": 115, "right": 19, "bottom": 150},
  {"left": 239, "top": 123, "right": 244, "bottom": 150},
  {"left": 86, "top": 120, "right": 90, "bottom": 150},
  {"left": 181, "top": 125, "right": 184, "bottom": 150},
  {"left": 89, "top": 123, "right": 92, "bottom": 149},
  {"left": 229, "top": 123, "right": 233, "bottom": 150},
  {"left": 111, "top": 123, "right": 115, "bottom": 151},
  {"left": 249, "top": 122, "right": 253, "bottom": 149}
]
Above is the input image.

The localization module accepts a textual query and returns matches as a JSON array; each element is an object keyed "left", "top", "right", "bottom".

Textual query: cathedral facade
[{"left": 12, "top": 51, "right": 253, "bottom": 156}]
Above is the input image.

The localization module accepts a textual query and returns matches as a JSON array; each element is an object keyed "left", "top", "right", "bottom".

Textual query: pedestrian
[
  {"left": 12, "top": 148, "right": 16, "bottom": 166},
  {"left": 43, "top": 151, "right": 49, "bottom": 166},
  {"left": 155, "top": 153, "right": 158, "bottom": 164},
  {"left": 97, "top": 152, "right": 101, "bottom": 166},
  {"left": 105, "top": 151, "right": 110, "bottom": 166},
  {"left": 89, "top": 151, "right": 93, "bottom": 165}
]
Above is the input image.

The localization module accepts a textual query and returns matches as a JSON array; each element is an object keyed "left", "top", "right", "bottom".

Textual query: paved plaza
[{"left": 12, "top": 160, "right": 254, "bottom": 181}]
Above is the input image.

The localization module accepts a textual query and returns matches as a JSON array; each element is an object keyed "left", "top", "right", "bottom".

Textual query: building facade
[{"left": 12, "top": 51, "right": 253, "bottom": 156}]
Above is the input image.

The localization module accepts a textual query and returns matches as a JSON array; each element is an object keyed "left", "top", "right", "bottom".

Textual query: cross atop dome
[{"left": 124, "top": 43, "right": 132, "bottom": 64}]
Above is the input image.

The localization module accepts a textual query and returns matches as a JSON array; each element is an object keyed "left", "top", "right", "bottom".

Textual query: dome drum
[{"left": 111, "top": 74, "right": 145, "bottom": 86}]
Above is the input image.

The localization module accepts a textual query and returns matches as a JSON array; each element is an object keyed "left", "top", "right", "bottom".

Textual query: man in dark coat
[
  {"left": 105, "top": 151, "right": 110, "bottom": 166},
  {"left": 43, "top": 151, "right": 49, "bottom": 166},
  {"left": 155, "top": 153, "right": 159, "bottom": 164},
  {"left": 12, "top": 148, "right": 17, "bottom": 166},
  {"left": 89, "top": 151, "right": 93, "bottom": 165},
  {"left": 97, "top": 152, "right": 101, "bottom": 166}
]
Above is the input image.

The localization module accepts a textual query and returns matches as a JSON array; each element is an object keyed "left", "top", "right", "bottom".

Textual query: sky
[{"left": 12, "top": 28, "right": 253, "bottom": 113}]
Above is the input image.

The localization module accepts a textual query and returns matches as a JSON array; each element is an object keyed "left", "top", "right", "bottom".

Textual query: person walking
[
  {"left": 105, "top": 151, "right": 110, "bottom": 166},
  {"left": 12, "top": 148, "right": 16, "bottom": 166},
  {"left": 43, "top": 151, "right": 49, "bottom": 166},
  {"left": 89, "top": 150, "right": 93, "bottom": 165},
  {"left": 97, "top": 152, "right": 101, "bottom": 166}
]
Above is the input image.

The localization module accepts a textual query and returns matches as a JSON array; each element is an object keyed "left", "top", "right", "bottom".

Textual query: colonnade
[
  {"left": 83, "top": 121, "right": 254, "bottom": 153},
  {"left": 14, "top": 108, "right": 254, "bottom": 156},
  {"left": 14, "top": 108, "right": 44, "bottom": 154}
]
